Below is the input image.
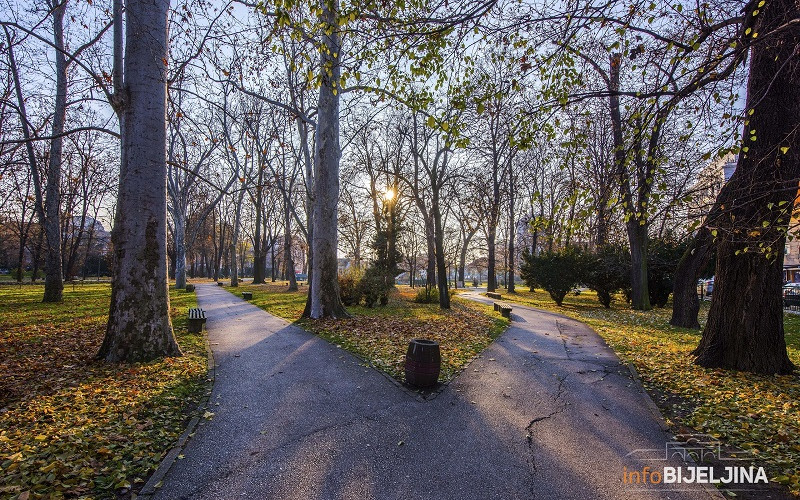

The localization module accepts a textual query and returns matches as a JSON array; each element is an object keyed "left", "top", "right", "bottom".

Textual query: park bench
[
  {"left": 242, "top": 291, "right": 253, "bottom": 300},
  {"left": 493, "top": 301, "right": 513, "bottom": 319},
  {"left": 487, "top": 291, "right": 503, "bottom": 300},
  {"left": 187, "top": 307, "right": 206, "bottom": 333}
]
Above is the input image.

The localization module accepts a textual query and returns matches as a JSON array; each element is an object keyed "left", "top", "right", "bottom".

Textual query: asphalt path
[{"left": 151, "top": 284, "right": 720, "bottom": 500}]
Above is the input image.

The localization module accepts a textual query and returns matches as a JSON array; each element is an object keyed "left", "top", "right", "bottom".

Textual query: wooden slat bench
[
  {"left": 493, "top": 301, "right": 512, "bottom": 319},
  {"left": 487, "top": 291, "right": 503, "bottom": 300},
  {"left": 242, "top": 291, "right": 253, "bottom": 300},
  {"left": 187, "top": 307, "right": 206, "bottom": 333}
]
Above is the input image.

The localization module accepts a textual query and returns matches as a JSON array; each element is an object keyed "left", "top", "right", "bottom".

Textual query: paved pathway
[{"left": 151, "top": 284, "right": 719, "bottom": 500}]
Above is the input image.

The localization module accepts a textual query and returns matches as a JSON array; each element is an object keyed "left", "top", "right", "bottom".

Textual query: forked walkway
[{"left": 151, "top": 284, "right": 719, "bottom": 500}]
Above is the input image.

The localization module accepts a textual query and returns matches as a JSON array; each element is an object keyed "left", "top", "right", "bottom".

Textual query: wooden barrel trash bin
[
  {"left": 405, "top": 339, "right": 441, "bottom": 388},
  {"left": 185, "top": 284, "right": 195, "bottom": 292},
  {"left": 242, "top": 291, "right": 253, "bottom": 300}
]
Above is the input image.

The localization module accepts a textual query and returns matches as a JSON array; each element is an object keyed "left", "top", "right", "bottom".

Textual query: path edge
[{"left": 138, "top": 321, "right": 217, "bottom": 499}]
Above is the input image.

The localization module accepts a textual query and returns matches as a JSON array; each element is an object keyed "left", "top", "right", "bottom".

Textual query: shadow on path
[{"left": 152, "top": 284, "right": 720, "bottom": 500}]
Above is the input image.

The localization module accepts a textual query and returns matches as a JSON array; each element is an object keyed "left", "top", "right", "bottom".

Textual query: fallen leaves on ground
[
  {"left": 307, "top": 290, "right": 508, "bottom": 382},
  {"left": 234, "top": 283, "right": 508, "bottom": 383},
  {"left": 0, "top": 284, "right": 208, "bottom": 499}
]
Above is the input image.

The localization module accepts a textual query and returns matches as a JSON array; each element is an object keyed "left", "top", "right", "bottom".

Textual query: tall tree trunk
[
  {"left": 305, "top": 0, "right": 348, "bottom": 318},
  {"left": 30, "top": 230, "right": 44, "bottom": 283},
  {"left": 595, "top": 193, "right": 609, "bottom": 248},
  {"left": 609, "top": 53, "right": 650, "bottom": 310},
  {"left": 507, "top": 175, "right": 516, "bottom": 293},
  {"left": 100, "top": 0, "right": 180, "bottom": 362},
  {"left": 626, "top": 220, "right": 651, "bottom": 310},
  {"left": 458, "top": 231, "right": 475, "bottom": 284},
  {"left": 487, "top": 221, "right": 497, "bottom": 292},
  {"left": 252, "top": 172, "right": 265, "bottom": 284},
  {"left": 432, "top": 190, "right": 450, "bottom": 309},
  {"left": 271, "top": 239, "right": 277, "bottom": 282},
  {"left": 40, "top": 0, "right": 67, "bottom": 301},
  {"left": 670, "top": 228, "right": 714, "bottom": 329},
  {"left": 64, "top": 202, "right": 89, "bottom": 280},
  {"left": 230, "top": 188, "right": 244, "bottom": 287},
  {"left": 173, "top": 209, "right": 187, "bottom": 288},
  {"left": 16, "top": 230, "right": 28, "bottom": 283},
  {"left": 424, "top": 219, "right": 436, "bottom": 288},
  {"left": 285, "top": 202, "right": 298, "bottom": 291},
  {"left": 81, "top": 217, "right": 97, "bottom": 280},
  {"left": 693, "top": 0, "right": 797, "bottom": 374},
  {"left": 507, "top": 226, "right": 516, "bottom": 292}
]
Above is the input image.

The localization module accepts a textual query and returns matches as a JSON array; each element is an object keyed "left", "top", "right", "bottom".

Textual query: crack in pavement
[
  {"left": 524, "top": 373, "right": 570, "bottom": 470},
  {"left": 555, "top": 320, "right": 575, "bottom": 360},
  {"left": 177, "top": 395, "right": 409, "bottom": 499}
]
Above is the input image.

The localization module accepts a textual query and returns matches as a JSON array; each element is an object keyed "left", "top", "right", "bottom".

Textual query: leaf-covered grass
[
  {"left": 498, "top": 288, "right": 800, "bottom": 496},
  {"left": 235, "top": 281, "right": 309, "bottom": 321},
  {"left": 232, "top": 282, "right": 509, "bottom": 383},
  {"left": 0, "top": 283, "right": 208, "bottom": 499}
]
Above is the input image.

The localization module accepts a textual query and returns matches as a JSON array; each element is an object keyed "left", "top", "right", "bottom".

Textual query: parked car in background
[
  {"left": 783, "top": 283, "right": 800, "bottom": 308},
  {"left": 697, "top": 278, "right": 714, "bottom": 299}
]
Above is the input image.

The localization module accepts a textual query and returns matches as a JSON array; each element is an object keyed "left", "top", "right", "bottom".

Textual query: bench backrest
[{"left": 189, "top": 308, "right": 205, "bottom": 319}]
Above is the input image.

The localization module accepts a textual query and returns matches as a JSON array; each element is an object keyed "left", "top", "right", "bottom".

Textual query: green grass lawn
[
  {"left": 0, "top": 283, "right": 208, "bottom": 499},
  {"left": 231, "top": 282, "right": 509, "bottom": 383},
  {"left": 492, "top": 288, "right": 800, "bottom": 495}
]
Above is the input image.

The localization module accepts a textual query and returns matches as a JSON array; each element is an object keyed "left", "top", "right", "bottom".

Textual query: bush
[
  {"left": 339, "top": 267, "right": 364, "bottom": 306},
  {"left": 359, "top": 267, "right": 390, "bottom": 308},
  {"left": 584, "top": 245, "right": 630, "bottom": 308},
  {"left": 647, "top": 238, "right": 689, "bottom": 308},
  {"left": 413, "top": 286, "right": 454, "bottom": 303},
  {"left": 615, "top": 237, "right": 688, "bottom": 308},
  {"left": 414, "top": 286, "right": 438, "bottom": 304},
  {"left": 520, "top": 246, "right": 587, "bottom": 306}
]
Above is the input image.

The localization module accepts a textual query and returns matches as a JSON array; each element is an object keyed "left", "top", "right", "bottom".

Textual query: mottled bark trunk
[
  {"left": 305, "top": 0, "right": 347, "bottom": 318},
  {"left": 42, "top": 0, "right": 67, "bottom": 302},
  {"left": 173, "top": 210, "right": 187, "bottom": 289},
  {"left": 100, "top": 0, "right": 180, "bottom": 362},
  {"left": 693, "top": 0, "right": 797, "bottom": 374}
]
